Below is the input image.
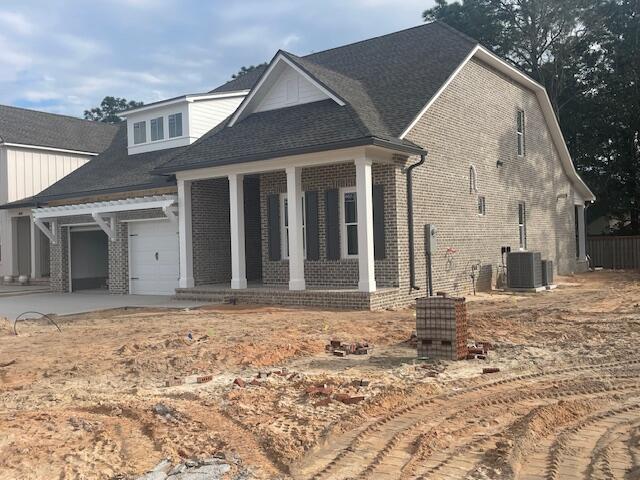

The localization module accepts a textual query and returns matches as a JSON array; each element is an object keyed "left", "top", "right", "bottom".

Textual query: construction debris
[
  {"left": 326, "top": 339, "right": 370, "bottom": 356},
  {"left": 482, "top": 367, "right": 500, "bottom": 374}
]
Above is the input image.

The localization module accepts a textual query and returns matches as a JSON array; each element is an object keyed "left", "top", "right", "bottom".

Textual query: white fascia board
[
  {"left": 228, "top": 53, "right": 345, "bottom": 127},
  {"left": 175, "top": 146, "right": 368, "bottom": 182},
  {"left": 120, "top": 90, "right": 249, "bottom": 118},
  {"left": 32, "top": 194, "right": 178, "bottom": 219},
  {"left": 399, "top": 45, "right": 595, "bottom": 202},
  {"left": 1, "top": 142, "right": 99, "bottom": 156}
]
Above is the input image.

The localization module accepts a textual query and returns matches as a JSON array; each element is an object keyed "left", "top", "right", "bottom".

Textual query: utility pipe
[{"left": 406, "top": 153, "right": 427, "bottom": 291}]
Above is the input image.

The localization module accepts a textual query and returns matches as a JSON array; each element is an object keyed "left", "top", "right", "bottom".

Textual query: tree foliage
[
  {"left": 424, "top": 0, "right": 640, "bottom": 234},
  {"left": 84, "top": 96, "right": 144, "bottom": 123},
  {"left": 231, "top": 63, "right": 268, "bottom": 79}
]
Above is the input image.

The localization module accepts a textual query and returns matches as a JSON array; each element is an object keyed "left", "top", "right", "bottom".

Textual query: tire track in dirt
[{"left": 292, "top": 359, "right": 640, "bottom": 480}]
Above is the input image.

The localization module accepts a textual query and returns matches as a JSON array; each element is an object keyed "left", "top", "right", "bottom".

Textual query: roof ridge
[
  {"left": 301, "top": 21, "right": 471, "bottom": 60},
  {"left": 0, "top": 103, "right": 119, "bottom": 129}
]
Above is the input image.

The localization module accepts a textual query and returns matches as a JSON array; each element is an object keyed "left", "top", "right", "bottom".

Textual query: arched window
[{"left": 469, "top": 165, "right": 478, "bottom": 193}]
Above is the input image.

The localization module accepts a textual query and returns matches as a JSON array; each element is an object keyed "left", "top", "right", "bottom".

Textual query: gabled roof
[
  {"left": 209, "top": 65, "right": 268, "bottom": 94},
  {"left": 158, "top": 21, "right": 473, "bottom": 173},
  {"left": 34, "top": 125, "right": 180, "bottom": 203},
  {"left": 0, "top": 104, "right": 118, "bottom": 153}
]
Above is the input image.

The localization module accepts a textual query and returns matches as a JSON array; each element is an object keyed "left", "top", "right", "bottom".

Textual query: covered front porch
[{"left": 176, "top": 145, "right": 410, "bottom": 307}]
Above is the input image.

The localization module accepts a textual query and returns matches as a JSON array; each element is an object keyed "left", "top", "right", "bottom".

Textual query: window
[
  {"left": 150, "top": 117, "right": 164, "bottom": 141},
  {"left": 133, "top": 121, "right": 146, "bottom": 144},
  {"left": 169, "top": 113, "right": 182, "bottom": 138},
  {"left": 517, "top": 110, "right": 525, "bottom": 156},
  {"left": 469, "top": 165, "right": 478, "bottom": 193},
  {"left": 340, "top": 188, "right": 358, "bottom": 257},
  {"left": 280, "top": 193, "right": 305, "bottom": 259},
  {"left": 518, "top": 202, "right": 527, "bottom": 249},
  {"left": 478, "top": 196, "right": 486, "bottom": 216}
]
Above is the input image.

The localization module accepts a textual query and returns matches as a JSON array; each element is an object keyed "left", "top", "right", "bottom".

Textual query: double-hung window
[
  {"left": 133, "top": 121, "right": 146, "bottom": 144},
  {"left": 518, "top": 202, "right": 527, "bottom": 249},
  {"left": 168, "top": 113, "right": 182, "bottom": 138},
  {"left": 280, "top": 193, "right": 305, "bottom": 259},
  {"left": 517, "top": 110, "right": 525, "bottom": 156},
  {"left": 340, "top": 188, "right": 358, "bottom": 257},
  {"left": 150, "top": 117, "right": 164, "bottom": 141}
]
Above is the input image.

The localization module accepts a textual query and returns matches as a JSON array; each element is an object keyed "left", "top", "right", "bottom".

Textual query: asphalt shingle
[{"left": 0, "top": 105, "right": 118, "bottom": 153}]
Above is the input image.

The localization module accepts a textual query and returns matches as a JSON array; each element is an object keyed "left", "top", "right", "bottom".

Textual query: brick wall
[
  {"left": 191, "top": 178, "right": 232, "bottom": 285},
  {"left": 397, "top": 57, "right": 577, "bottom": 301},
  {"left": 259, "top": 163, "right": 400, "bottom": 288}
]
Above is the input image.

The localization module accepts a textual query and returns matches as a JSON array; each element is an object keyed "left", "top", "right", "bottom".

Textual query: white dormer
[{"left": 121, "top": 91, "right": 247, "bottom": 155}]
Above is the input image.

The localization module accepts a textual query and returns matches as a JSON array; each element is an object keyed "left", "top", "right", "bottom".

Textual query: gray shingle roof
[
  {"left": 0, "top": 104, "right": 118, "bottom": 153},
  {"left": 209, "top": 65, "right": 268, "bottom": 93},
  {"left": 158, "top": 22, "right": 477, "bottom": 173},
  {"left": 34, "top": 125, "right": 180, "bottom": 202}
]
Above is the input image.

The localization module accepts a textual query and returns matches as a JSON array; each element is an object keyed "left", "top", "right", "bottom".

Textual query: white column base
[
  {"left": 289, "top": 278, "right": 306, "bottom": 291},
  {"left": 358, "top": 279, "right": 376, "bottom": 293},
  {"left": 231, "top": 278, "right": 248, "bottom": 289},
  {"left": 179, "top": 277, "right": 195, "bottom": 289}
]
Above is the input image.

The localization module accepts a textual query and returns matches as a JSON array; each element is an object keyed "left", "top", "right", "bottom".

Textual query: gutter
[{"left": 406, "top": 153, "right": 427, "bottom": 291}]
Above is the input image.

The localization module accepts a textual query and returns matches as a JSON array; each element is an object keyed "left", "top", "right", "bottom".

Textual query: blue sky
[{"left": 0, "top": 0, "right": 435, "bottom": 117}]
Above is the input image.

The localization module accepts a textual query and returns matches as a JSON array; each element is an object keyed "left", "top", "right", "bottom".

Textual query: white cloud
[{"left": 0, "top": 11, "right": 33, "bottom": 35}]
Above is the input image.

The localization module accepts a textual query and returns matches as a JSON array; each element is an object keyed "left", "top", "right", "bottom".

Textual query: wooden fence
[{"left": 587, "top": 235, "right": 640, "bottom": 269}]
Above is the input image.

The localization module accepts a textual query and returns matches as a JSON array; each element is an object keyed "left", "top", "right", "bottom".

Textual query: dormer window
[
  {"left": 133, "top": 121, "right": 146, "bottom": 144},
  {"left": 150, "top": 117, "right": 164, "bottom": 141},
  {"left": 168, "top": 113, "right": 183, "bottom": 138}
]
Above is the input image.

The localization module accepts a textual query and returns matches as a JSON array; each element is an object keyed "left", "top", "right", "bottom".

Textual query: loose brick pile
[{"left": 416, "top": 295, "right": 468, "bottom": 360}]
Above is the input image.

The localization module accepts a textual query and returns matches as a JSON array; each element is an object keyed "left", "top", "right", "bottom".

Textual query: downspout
[{"left": 406, "top": 153, "right": 427, "bottom": 291}]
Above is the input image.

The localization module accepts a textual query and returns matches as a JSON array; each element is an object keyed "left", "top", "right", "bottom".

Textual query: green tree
[
  {"left": 84, "top": 96, "right": 144, "bottom": 123},
  {"left": 231, "top": 63, "right": 267, "bottom": 80}
]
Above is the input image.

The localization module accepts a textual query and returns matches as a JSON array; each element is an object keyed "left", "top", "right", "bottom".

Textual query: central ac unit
[{"left": 507, "top": 251, "right": 542, "bottom": 288}]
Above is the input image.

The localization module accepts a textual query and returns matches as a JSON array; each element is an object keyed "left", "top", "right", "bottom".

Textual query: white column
[
  {"left": 355, "top": 157, "right": 376, "bottom": 292},
  {"left": 0, "top": 211, "right": 14, "bottom": 277},
  {"left": 178, "top": 179, "right": 194, "bottom": 288},
  {"left": 30, "top": 216, "right": 39, "bottom": 278},
  {"left": 577, "top": 205, "right": 586, "bottom": 260},
  {"left": 229, "top": 173, "right": 247, "bottom": 289},
  {"left": 286, "top": 166, "right": 305, "bottom": 290}
]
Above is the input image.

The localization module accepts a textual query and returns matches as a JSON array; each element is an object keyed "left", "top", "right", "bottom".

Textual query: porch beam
[
  {"left": 33, "top": 218, "right": 57, "bottom": 245},
  {"left": 178, "top": 179, "right": 195, "bottom": 288},
  {"left": 229, "top": 173, "right": 247, "bottom": 289},
  {"left": 355, "top": 157, "right": 376, "bottom": 292},
  {"left": 286, "top": 166, "right": 305, "bottom": 290},
  {"left": 92, "top": 213, "right": 116, "bottom": 241}
]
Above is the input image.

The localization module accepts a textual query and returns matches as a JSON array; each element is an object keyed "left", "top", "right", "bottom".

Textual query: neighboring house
[
  {"left": 31, "top": 22, "right": 594, "bottom": 309},
  {"left": 0, "top": 105, "right": 118, "bottom": 280}
]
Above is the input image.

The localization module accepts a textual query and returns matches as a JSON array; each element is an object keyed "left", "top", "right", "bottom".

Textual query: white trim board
[
  {"left": 33, "top": 195, "right": 177, "bottom": 219},
  {"left": 120, "top": 90, "right": 249, "bottom": 117},
  {"left": 228, "top": 52, "right": 345, "bottom": 127},
  {"left": 0, "top": 142, "right": 99, "bottom": 156},
  {"left": 399, "top": 45, "right": 594, "bottom": 202}
]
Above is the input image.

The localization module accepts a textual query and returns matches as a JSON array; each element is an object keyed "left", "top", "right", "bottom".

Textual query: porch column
[
  {"left": 177, "top": 179, "right": 195, "bottom": 288},
  {"left": 229, "top": 173, "right": 247, "bottom": 289},
  {"left": 286, "top": 166, "right": 305, "bottom": 290},
  {"left": 30, "top": 216, "right": 39, "bottom": 278},
  {"left": 355, "top": 157, "right": 376, "bottom": 292},
  {"left": 577, "top": 204, "right": 587, "bottom": 260}
]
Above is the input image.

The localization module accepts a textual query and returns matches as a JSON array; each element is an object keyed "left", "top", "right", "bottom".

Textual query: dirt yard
[{"left": 1, "top": 271, "right": 639, "bottom": 479}]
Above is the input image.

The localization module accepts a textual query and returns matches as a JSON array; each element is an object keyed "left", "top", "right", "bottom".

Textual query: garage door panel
[{"left": 129, "top": 221, "right": 179, "bottom": 295}]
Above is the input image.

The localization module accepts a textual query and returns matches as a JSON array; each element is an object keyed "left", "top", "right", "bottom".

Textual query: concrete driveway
[{"left": 0, "top": 290, "right": 208, "bottom": 320}]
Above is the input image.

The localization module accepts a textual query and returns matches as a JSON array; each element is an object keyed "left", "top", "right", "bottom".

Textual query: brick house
[{"left": 31, "top": 22, "right": 594, "bottom": 309}]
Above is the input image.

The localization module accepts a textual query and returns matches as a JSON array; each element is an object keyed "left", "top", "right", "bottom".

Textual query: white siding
[
  {"left": 254, "top": 64, "right": 329, "bottom": 113},
  {"left": 4, "top": 146, "right": 91, "bottom": 203},
  {"left": 188, "top": 97, "right": 244, "bottom": 139}
]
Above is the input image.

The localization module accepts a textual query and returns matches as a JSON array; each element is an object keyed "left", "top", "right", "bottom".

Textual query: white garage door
[{"left": 129, "top": 220, "right": 179, "bottom": 295}]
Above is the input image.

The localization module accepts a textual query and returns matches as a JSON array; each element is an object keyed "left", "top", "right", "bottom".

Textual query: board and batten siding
[
  {"left": 188, "top": 97, "right": 244, "bottom": 139},
  {"left": 4, "top": 146, "right": 91, "bottom": 203},
  {"left": 254, "top": 64, "right": 329, "bottom": 113}
]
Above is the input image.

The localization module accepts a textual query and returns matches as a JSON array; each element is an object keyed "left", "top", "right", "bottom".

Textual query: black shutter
[
  {"left": 373, "top": 184, "right": 385, "bottom": 260},
  {"left": 325, "top": 189, "right": 340, "bottom": 260},
  {"left": 267, "top": 194, "right": 281, "bottom": 261},
  {"left": 305, "top": 191, "right": 320, "bottom": 260}
]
